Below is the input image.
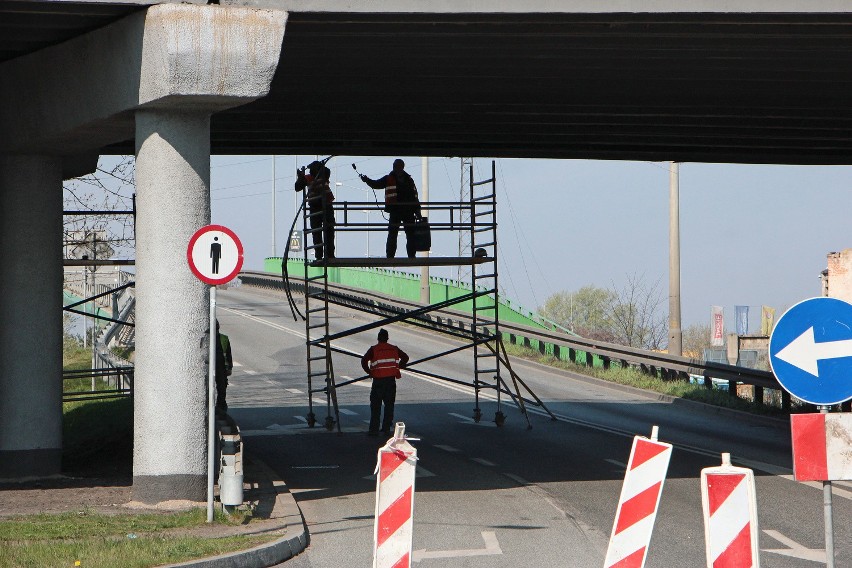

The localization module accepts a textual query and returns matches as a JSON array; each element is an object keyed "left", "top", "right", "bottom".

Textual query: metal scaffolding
[{"left": 292, "top": 160, "right": 555, "bottom": 432}]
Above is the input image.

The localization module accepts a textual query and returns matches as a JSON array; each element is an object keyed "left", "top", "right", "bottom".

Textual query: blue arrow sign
[{"left": 769, "top": 297, "right": 852, "bottom": 405}]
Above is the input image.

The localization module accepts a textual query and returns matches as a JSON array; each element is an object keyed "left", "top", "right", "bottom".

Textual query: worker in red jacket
[{"left": 361, "top": 328, "right": 410, "bottom": 435}]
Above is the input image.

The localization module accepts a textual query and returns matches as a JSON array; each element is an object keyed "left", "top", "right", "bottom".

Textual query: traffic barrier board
[
  {"left": 604, "top": 426, "right": 672, "bottom": 568},
  {"left": 791, "top": 412, "right": 852, "bottom": 481},
  {"left": 701, "top": 453, "right": 760, "bottom": 568},
  {"left": 769, "top": 297, "right": 852, "bottom": 405},
  {"left": 373, "top": 423, "right": 417, "bottom": 568}
]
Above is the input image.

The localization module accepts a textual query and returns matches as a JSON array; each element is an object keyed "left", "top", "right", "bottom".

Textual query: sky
[{"left": 206, "top": 155, "right": 852, "bottom": 331}]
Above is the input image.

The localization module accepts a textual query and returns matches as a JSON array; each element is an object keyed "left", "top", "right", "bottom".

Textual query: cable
[{"left": 494, "top": 160, "right": 543, "bottom": 308}]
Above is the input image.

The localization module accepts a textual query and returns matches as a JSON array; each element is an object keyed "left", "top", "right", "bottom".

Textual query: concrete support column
[
  {"left": 0, "top": 155, "right": 63, "bottom": 479},
  {"left": 133, "top": 110, "right": 211, "bottom": 503}
]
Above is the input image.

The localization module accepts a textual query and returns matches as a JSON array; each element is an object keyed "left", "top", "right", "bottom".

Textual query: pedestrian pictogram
[
  {"left": 373, "top": 423, "right": 417, "bottom": 568},
  {"left": 604, "top": 426, "right": 672, "bottom": 568},
  {"left": 791, "top": 412, "right": 852, "bottom": 481},
  {"left": 769, "top": 297, "right": 852, "bottom": 405},
  {"left": 700, "top": 453, "right": 760, "bottom": 568},
  {"left": 187, "top": 225, "right": 243, "bottom": 285}
]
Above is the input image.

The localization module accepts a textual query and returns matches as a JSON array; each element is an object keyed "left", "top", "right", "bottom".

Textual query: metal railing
[{"left": 63, "top": 367, "right": 133, "bottom": 402}]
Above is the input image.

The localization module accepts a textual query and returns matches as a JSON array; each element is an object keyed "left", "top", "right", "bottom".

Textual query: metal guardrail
[
  {"left": 63, "top": 367, "right": 133, "bottom": 402},
  {"left": 240, "top": 270, "right": 792, "bottom": 409}
]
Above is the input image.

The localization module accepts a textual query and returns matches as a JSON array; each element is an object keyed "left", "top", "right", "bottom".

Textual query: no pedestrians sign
[{"left": 187, "top": 224, "right": 244, "bottom": 285}]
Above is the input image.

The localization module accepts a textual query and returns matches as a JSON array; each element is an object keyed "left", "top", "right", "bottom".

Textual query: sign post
[
  {"left": 769, "top": 297, "right": 852, "bottom": 568},
  {"left": 187, "top": 224, "right": 244, "bottom": 523}
]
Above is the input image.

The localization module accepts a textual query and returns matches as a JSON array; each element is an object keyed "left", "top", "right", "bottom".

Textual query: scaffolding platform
[{"left": 310, "top": 256, "right": 493, "bottom": 268}]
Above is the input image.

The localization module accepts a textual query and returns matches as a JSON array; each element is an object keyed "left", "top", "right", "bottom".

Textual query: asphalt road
[{"left": 217, "top": 285, "right": 852, "bottom": 567}]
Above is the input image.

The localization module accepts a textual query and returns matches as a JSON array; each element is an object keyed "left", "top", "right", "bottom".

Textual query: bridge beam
[{"left": 0, "top": 156, "right": 64, "bottom": 479}]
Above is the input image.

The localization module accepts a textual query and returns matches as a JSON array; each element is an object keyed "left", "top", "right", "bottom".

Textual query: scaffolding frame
[{"left": 295, "top": 161, "right": 555, "bottom": 432}]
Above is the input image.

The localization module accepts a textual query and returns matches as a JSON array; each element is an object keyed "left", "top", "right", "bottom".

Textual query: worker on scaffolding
[
  {"left": 358, "top": 158, "right": 422, "bottom": 258},
  {"left": 361, "top": 328, "right": 410, "bottom": 435},
  {"left": 295, "top": 160, "right": 335, "bottom": 259}
]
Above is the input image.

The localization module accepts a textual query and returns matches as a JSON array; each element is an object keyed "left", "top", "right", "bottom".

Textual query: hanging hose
[{"left": 282, "top": 198, "right": 306, "bottom": 321}]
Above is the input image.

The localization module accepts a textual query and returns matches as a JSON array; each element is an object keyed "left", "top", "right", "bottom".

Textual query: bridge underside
[{"left": 180, "top": 12, "right": 852, "bottom": 164}]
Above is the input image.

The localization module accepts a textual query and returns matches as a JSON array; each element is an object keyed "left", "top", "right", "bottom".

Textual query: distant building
[{"left": 821, "top": 249, "right": 852, "bottom": 303}]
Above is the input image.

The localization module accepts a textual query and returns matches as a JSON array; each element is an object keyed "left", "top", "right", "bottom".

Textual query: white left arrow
[{"left": 775, "top": 326, "right": 852, "bottom": 377}]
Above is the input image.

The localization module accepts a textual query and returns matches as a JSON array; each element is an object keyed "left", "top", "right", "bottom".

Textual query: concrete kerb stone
[{"left": 162, "top": 457, "right": 308, "bottom": 568}]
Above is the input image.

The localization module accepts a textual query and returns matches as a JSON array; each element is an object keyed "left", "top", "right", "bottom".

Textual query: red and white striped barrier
[
  {"left": 791, "top": 412, "right": 852, "bottom": 481},
  {"left": 604, "top": 426, "right": 673, "bottom": 568},
  {"left": 700, "top": 453, "right": 760, "bottom": 568},
  {"left": 373, "top": 422, "right": 417, "bottom": 568}
]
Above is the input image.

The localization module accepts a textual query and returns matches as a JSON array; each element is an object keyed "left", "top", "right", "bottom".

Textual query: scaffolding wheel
[
  {"left": 324, "top": 415, "right": 335, "bottom": 431},
  {"left": 494, "top": 411, "right": 505, "bottom": 427},
  {"left": 473, "top": 408, "right": 482, "bottom": 423},
  {"left": 306, "top": 412, "right": 316, "bottom": 428}
]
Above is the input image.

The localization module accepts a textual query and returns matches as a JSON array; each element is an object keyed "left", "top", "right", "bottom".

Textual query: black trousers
[
  {"left": 369, "top": 378, "right": 397, "bottom": 433},
  {"left": 308, "top": 207, "right": 335, "bottom": 259},
  {"left": 386, "top": 210, "right": 417, "bottom": 258}
]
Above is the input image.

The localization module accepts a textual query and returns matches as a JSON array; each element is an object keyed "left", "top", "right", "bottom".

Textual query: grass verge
[
  {"left": 0, "top": 509, "right": 277, "bottom": 568},
  {"left": 502, "top": 342, "right": 788, "bottom": 416}
]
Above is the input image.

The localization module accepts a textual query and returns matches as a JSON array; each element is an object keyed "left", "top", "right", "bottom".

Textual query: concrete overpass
[{"left": 2, "top": 0, "right": 852, "bottom": 505}]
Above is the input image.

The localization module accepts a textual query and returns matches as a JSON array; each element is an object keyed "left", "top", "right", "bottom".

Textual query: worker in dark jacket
[
  {"left": 359, "top": 158, "right": 422, "bottom": 258},
  {"left": 215, "top": 320, "right": 233, "bottom": 413},
  {"left": 361, "top": 328, "right": 410, "bottom": 435},
  {"left": 295, "top": 160, "right": 335, "bottom": 259}
]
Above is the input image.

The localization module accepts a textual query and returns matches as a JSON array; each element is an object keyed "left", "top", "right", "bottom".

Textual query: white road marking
[
  {"left": 471, "top": 457, "right": 496, "bottom": 467},
  {"left": 434, "top": 445, "right": 461, "bottom": 453},
  {"left": 232, "top": 361, "right": 243, "bottom": 367},
  {"left": 503, "top": 473, "right": 530, "bottom": 486},
  {"left": 605, "top": 459, "right": 627, "bottom": 468},
  {"left": 412, "top": 531, "right": 502, "bottom": 562},
  {"left": 294, "top": 416, "right": 307, "bottom": 423},
  {"left": 762, "top": 530, "right": 827, "bottom": 563},
  {"left": 285, "top": 388, "right": 303, "bottom": 394},
  {"left": 338, "top": 409, "right": 358, "bottom": 416},
  {"left": 449, "top": 412, "right": 495, "bottom": 427},
  {"left": 245, "top": 369, "right": 257, "bottom": 375}
]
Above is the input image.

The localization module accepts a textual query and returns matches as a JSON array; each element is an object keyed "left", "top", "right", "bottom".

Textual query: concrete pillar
[
  {"left": 132, "top": 110, "right": 211, "bottom": 503},
  {"left": 0, "top": 155, "right": 63, "bottom": 478}
]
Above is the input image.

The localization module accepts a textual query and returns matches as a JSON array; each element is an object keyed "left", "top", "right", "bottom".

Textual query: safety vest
[
  {"left": 384, "top": 174, "right": 398, "bottom": 206},
  {"left": 369, "top": 343, "right": 402, "bottom": 379}
]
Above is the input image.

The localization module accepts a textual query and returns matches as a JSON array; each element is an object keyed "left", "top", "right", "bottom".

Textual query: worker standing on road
[
  {"left": 295, "top": 160, "right": 335, "bottom": 259},
  {"left": 216, "top": 320, "right": 233, "bottom": 413},
  {"left": 358, "top": 158, "right": 422, "bottom": 258},
  {"left": 361, "top": 328, "right": 409, "bottom": 435}
]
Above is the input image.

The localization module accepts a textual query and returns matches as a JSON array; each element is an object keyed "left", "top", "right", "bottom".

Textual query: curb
[{"left": 162, "top": 457, "right": 308, "bottom": 568}]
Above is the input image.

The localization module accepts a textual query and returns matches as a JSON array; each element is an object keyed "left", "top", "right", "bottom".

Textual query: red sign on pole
[{"left": 187, "top": 224, "right": 244, "bottom": 285}]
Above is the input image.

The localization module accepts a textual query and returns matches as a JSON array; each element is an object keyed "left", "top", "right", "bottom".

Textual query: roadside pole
[
  {"left": 207, "top": 285, "right": 216, "bottom": 522},
  {"left": 186, "top": 224, "right": 244, "bottom": 524},
  {"left": 819, "top": 405, "right": 835, "bottom": 568}
]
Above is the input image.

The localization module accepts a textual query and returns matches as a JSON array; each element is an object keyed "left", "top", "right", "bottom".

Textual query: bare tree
[
  {"left": 540, "top": 275, "right": 666, "bottom": 348},
  {"left": 63, "top": 155, "right": 136, "bottom": 260},
  {"left": 682, "top": 322, "right": 713, "bottom": 359},
  {"left": 607, "top": 273, "right": 667, "bottom": 350}
]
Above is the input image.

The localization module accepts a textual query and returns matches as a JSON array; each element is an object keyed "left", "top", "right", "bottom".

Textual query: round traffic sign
[
  {"left": 769, "top": 296, "right": 852, "bottom": 405},
  {"left": 187, "top": 224, "right": 244, "bottom": 285}
]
